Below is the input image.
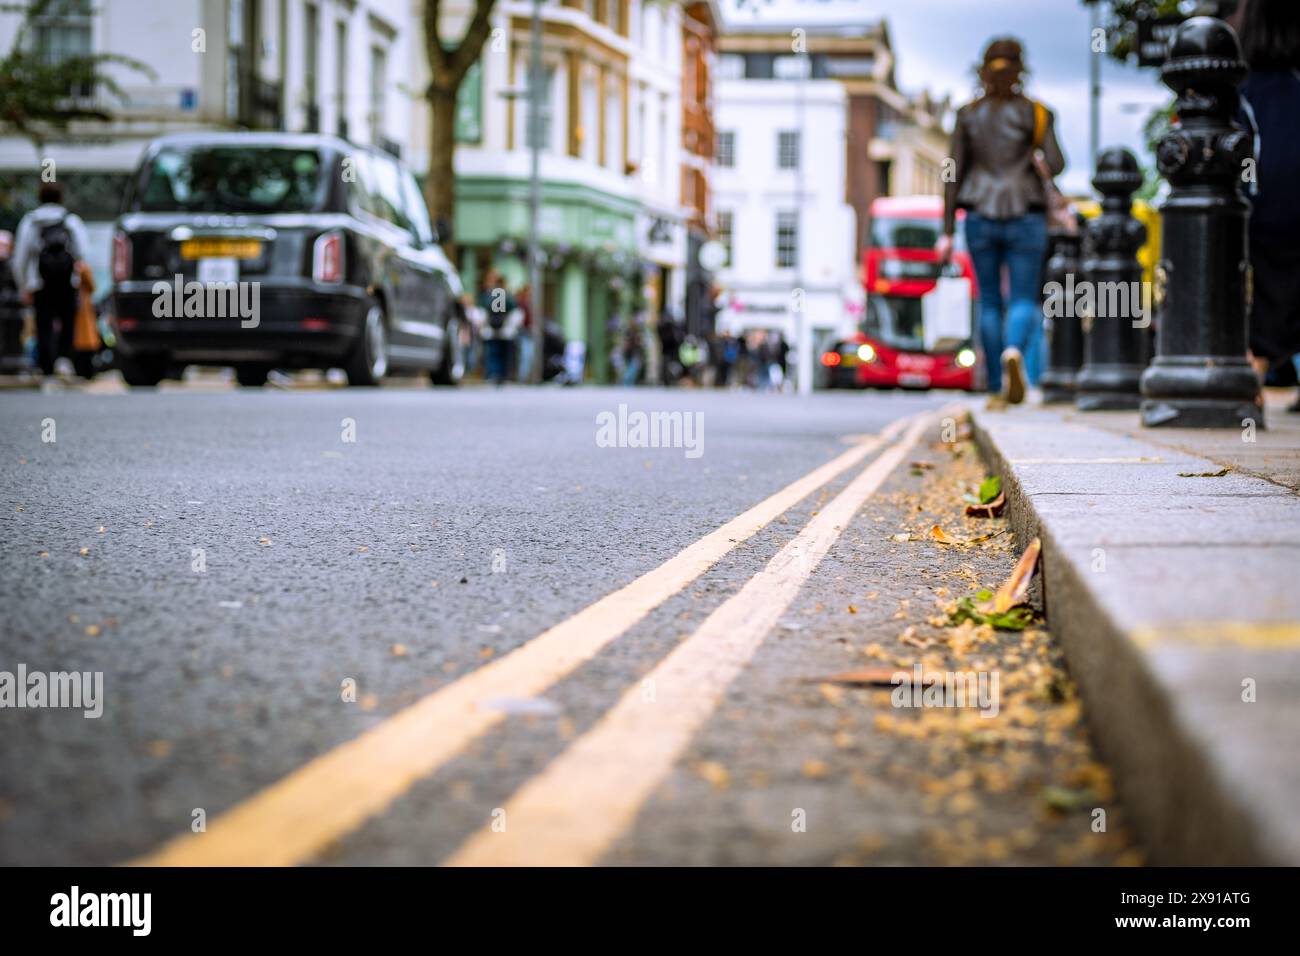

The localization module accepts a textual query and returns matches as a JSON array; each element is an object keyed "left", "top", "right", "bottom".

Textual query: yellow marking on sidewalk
[
  {"left": 1010, "top": 457, "right": 1164, "bottom": 465},
  {"left": 1132, "top": 622, "right": 1300, "bottom": 649},
  {"left": 131, "top": 416, "right": 914, "bottom": 866},
  {"left": 446, "top": 414, "right": 933, "bottom": 866}
]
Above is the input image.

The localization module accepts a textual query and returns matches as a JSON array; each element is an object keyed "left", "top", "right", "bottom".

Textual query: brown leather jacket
[{"left": 943, "top": 94, "right": 1066, "bottom": 236}]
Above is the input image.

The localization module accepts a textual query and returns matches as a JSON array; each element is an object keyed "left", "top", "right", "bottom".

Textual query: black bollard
[
  {"left": 1040, "top": 217, "right": 1086, "bottom": 404},
  {"left": 1140, "top": 16, "right": 1261, "bottom": 429},
  {"left": 1075, "top": 148, "right": 1151, "bottom": 412}
]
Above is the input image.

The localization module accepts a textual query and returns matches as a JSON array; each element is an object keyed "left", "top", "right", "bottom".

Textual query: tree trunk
[{"left": 425, "top": 86, "right": 458, "bottom": 253}]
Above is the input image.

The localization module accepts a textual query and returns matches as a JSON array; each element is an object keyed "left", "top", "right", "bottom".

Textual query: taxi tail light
[{"left": 313, "top": 231, "right": 344, "bottom": 284}]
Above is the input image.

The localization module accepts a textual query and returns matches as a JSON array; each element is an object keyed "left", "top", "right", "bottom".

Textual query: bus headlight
[
  {"left": 857, "top": 343, "right": 877, "bottom": 363},
  {"left": 956, "top": 348, "right": 977, "bottom": 368}
]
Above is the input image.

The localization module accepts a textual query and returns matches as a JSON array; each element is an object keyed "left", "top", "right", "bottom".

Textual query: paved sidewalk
[{"left": 969, "top": 390, "right": 1300, "bottom": 865}]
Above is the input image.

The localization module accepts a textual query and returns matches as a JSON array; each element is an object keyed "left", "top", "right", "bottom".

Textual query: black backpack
[
  {"left": 485, "top": 290, "right": 512, "bottom": 331},
  {"left": 38, "top": 215, "right": 76, "bottom": 289}
]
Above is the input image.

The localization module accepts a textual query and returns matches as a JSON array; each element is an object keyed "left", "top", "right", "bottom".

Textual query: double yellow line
[{"left": 132, "top": 410, "right": 935, "bottom": 866}]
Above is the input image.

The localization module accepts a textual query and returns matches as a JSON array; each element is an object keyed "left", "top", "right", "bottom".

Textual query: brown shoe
[{"left": 1001, "top": 347, "right": 1026, "bottom": 405}]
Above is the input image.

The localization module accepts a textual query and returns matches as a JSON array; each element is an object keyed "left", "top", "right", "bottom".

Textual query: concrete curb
[{"left": 968, "top": 403, "right": 1300, "bottom": 866}]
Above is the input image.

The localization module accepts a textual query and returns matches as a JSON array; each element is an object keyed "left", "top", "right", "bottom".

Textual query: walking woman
[
  {"left": 939, "top": 38, "right": 1066, "bottom": 404},
  {"left": 1237, "top": 0, "right": 1300, "bottom": 411}
]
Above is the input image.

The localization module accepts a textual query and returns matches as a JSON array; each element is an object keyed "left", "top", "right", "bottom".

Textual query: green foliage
[
  {"left": 0, "top": 0, "right": 155, "bottom": 151},
  {"left": 1092, "top": 0, "right": 1186, "bottom": 64},
  {"left": 950, "top": 590, "right": 1036, "bottom": 631},
  {"left": 1136, "top": 99, "right": 1176, "bottom": 200},
  {"left": 962, "top": 475, "right": 1002, "bottom": 506}
]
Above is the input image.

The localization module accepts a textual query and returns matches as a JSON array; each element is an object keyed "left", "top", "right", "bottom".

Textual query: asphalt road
[{"left": 0, "top": 382, "right": 1135, "bottom": 865}]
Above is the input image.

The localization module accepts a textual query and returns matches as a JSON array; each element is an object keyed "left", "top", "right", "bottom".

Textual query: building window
[
  {"left": 335, "top": 20, "right": 348, "bottom": 138},
  {"left": 775, "top": 210, "right": 798, "bottom": 269},
  {"left": 604, "top": 82, "right": 622, "bottom": 171},
  {"left": 716, "top": 130, "right": 734, "bottom": 168},
  {"left": 522, "top": 64, "right": 556, "bottom": 152},
  {"left": 716, "top": 54, "right": 744, "bottom": 80},
  {"left": 33, "top": 0, "right": 94, "bottom": 98},
  {"left": 716, "top": 210, "right": 733, "bottom": 267},
  {"left": 304, "top": 4, "right": 319, "bottom": 129},
  {"left": 369, "top": 45, "right": 387, "bottom": 146},
  {"left": 777, "top": 130, "right": 800, "bottom": 170},
  {"left": 773, "top": 55, "right": 811, "bottom": 80},
  {"left": 608, "top": 0, "right": 622, "bottom": 35}
]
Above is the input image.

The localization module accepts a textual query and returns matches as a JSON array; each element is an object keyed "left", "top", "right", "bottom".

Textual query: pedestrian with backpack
[
  {"left": 476, "top": 269, "right": 521, "bottom": 387},
  {"left": 12, "top": 182, "right": 89, "bottom": 377},
  {"left": 938, "top": 38, "right": 1066, "bottom": 406}
]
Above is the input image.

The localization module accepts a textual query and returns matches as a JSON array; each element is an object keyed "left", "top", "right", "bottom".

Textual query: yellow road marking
[
  {"left": 446, "top": 413, "right": 933, "bottom": 866},
  {"left": 131, "top": 416, "right": 914, "bottom": 866}
]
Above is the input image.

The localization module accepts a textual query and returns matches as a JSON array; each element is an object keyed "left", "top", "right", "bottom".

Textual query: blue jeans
[
  {"left": 484, "top": 338, "right": 512, "bottom": 385},
  {"left": 964, "top": 212, "right": 1049, "bottom": 392}
]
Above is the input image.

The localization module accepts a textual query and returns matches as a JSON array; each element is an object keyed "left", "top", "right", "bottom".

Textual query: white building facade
[
  {"left": 408, "top": 0, "right": 700, "bottom": 381},
  {"left": 711, "top": 76, "right": 858, "bottom": 348},
  {"left": 0, "top": 0, "right": 411, "bottom": 223}
]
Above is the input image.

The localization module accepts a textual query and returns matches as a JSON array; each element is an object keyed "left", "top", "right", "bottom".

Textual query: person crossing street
[{"left": 11, "top": 182, "right": 90, "bottom": 377}]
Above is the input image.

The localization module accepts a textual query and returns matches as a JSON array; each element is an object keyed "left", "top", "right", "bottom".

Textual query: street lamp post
[
  {"left": 1089, "top": 0, "right": 1101, "bottom": 165},
  {"left": 527, "top": 0, "right": 545, "bottom": 384},
  {"left": 794, "top": 49, "right": 811, "bottom": 397}
]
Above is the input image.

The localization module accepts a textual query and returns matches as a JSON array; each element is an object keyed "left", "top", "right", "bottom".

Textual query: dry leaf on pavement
[
  {"left": 804, "top": 667, "right": 900, "bottom": 687},
  {"left": 981, "top": 538, "right": 1041, "bottom": 614}
]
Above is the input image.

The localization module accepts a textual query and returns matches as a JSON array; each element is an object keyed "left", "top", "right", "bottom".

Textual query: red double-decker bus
[{"left": 821, "top": 196, "right": 980, "bottom": 391}]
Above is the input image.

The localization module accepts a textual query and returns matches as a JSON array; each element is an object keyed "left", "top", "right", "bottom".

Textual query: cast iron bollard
[
  {"left": 1075, "top": 148, "right": 1150, "bottom": 411},
  {"left": 1140, "top": 16, "right": 1260, "bottom": 429},
  {"left": 1040, "top": 217, "right": 1086, "bottom": 404}
]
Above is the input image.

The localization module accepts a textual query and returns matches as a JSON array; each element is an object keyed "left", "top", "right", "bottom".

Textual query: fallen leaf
[
  {"left": 357, "top": 545, "right": 370, "bottom": 553},
  {"left": 696, "top": 761, "right": 731, "bottom": 790},
  {"left": 983, "top": 538, "right": 1041, "bottom": 614},
  {"left": 965, "top": 491, "right": 1006, "bottom": 518},
  {"left": 258, "top": 536, "right": 272, "bottom": 546},
  {"left": 930, "top": 525, "right": 952, "bottom": 544},
  {"left": 390, "top": 643, "right": 408, "bottom": 657},
  {"left": 847, "top": 604, "right": 857, "bottom": 614},
  {"left": 978, "top": 475, "right": 1002, "bottom": 504},
  {"left": 818, "top": 683, "right": 847, "bottom": 707},
  {"left": 805, "top": 667, "right": 901, "bottom": 687},
  {"left": 802, "top": 759, "right": 831, "bottom": 780},
  {"left": 84, "top": 624, "right": 100, "bottom": 637},
  {"left": 1040, "top": 784, "right": 1092, "bottom": 813},
  {"left": 1177, "top": 467, "right": 1230, "bottom": 478},
  {"left": 78, "top": 547, "right": 89, "bottom": 556},
  {"left": 898, "top": 626, "right": 936, "bottom": 649}
]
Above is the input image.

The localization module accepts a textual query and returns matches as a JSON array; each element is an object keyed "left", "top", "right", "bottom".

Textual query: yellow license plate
[{"left": 180, "top": 238, "right": 262, "bottom": 260}]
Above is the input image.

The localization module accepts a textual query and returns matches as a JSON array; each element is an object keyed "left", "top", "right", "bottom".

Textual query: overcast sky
[{"left": 721, "top": 0, "right": 1172, "bottom": 194}]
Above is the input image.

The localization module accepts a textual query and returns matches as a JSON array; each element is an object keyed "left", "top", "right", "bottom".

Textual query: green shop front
[{"left": 454, "top": 175, "right": 641, "bottom": 384}]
